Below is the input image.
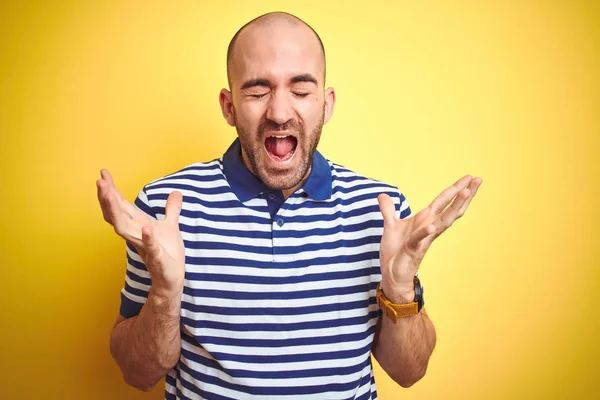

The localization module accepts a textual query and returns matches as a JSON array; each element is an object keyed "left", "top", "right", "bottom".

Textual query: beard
[{"left": 234, "top": 108, "right": 325, "bottom": 191}]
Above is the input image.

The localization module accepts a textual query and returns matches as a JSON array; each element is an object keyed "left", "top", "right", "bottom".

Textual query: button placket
[{"left": 271, "top": 194, "right": 304, "bottom": 262}]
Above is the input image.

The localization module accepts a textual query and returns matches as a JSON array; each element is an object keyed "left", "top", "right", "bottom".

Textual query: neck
[{"left": 281, "top": 167, "right": 311, "bottom": 199}]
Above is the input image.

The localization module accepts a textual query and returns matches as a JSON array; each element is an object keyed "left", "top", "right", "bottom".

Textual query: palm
[
  {"left": 379, "top": 217, "right": 417, "bottom": 275},
  {"left": 109, "top": 193, "right": 153, "bottom": 245},
  {"left": 142, "top": 216, "right": 186, "bottom": 288}
]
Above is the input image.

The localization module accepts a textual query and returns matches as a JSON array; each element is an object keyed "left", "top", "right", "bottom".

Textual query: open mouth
[{"left": 265, "top": 135, "right": 298, "bottom": 162}]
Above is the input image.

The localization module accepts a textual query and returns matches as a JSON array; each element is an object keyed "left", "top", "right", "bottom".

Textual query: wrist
[
  {"left": 148, "top": 287, "right": 183, "bottom": 311},
  {"left": 384, "top": 288, "right": 415, "bottom": 304},
  {"left": 381, "top": 279, "right": 415, "bottom": 304},
  {"left": 147, "top": 272, "right": 184, "bottom": 302},
  {"left": 377, "top": 276, "right": 424, "bottom": 322}
]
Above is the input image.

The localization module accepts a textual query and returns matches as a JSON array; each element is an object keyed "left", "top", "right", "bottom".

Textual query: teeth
[{"left": 271, "top": 135, "right": 290, "bottom": 139}]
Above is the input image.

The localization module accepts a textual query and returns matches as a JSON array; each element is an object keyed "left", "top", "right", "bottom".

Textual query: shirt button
[
  {"left": 268, "top": 193, "right": 276, "bottom": 200},
  {"left": 276, "top": 218, "right": 284, "bottom": 227}
]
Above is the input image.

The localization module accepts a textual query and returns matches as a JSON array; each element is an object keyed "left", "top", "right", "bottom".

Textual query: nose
[{"left": 266, "top": 89, "right": 294, "bottom": 125}]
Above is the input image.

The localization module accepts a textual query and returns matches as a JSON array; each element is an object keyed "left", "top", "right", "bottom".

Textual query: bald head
[{"left": 226, "top": 12, "right": 326, "bottom": 89}]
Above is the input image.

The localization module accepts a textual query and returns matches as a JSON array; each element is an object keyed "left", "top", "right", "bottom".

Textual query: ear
[
  {"left": 323, "top": 87, "right": 336, "bottom": 125},
  {"left": 219, "top": 89, "right": 236, "bottom": 127}
]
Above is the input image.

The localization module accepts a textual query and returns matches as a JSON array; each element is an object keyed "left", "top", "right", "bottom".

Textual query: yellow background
[{"left": 1, "top": 1, "right": 598, "bottom": 399}]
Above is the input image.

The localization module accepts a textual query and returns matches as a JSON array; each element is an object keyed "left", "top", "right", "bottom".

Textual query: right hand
[{"left": 96, "top": 169, "right": 186, "bottom": 297}]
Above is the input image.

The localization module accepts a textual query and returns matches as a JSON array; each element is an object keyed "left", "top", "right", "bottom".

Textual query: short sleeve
[
  {"left": 119, "top": 186, "right": 156, "bottom": 319},
  {"left": 394, "top": 188, "right": 412, "bottom": 220}
]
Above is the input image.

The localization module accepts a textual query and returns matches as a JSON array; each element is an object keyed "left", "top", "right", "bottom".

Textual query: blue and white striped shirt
[{"left": 120, "top": 138, "right": 412, "bottom": 399}]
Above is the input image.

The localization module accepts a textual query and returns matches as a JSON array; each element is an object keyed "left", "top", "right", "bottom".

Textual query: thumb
[
  {"left": 377, "top": 193, "right": 397, "bottom": 227},
  {"left": 165, "top": 191, "right": 183, "bottom": 226}
]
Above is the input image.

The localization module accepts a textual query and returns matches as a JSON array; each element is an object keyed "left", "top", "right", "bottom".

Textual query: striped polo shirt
[{"left": 119, "top": 138, "right": 412, "bottom": 399}]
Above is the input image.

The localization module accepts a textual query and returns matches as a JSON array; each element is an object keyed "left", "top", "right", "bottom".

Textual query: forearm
[
  {"left": 372, "top": 305, "right": 436, "bottom": 388},
  {"left": 110, "top": 288, "right": 182, "bottom": 391}
]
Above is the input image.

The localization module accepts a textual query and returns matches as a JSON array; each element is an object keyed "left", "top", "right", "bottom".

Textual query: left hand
[{"left": 377, "top": 175, "right": 483, "bottom": 303}]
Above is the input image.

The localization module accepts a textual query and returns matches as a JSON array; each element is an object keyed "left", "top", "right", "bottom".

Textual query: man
[{"left": 97, "top": 11, "right": 482, "bottom": 399}]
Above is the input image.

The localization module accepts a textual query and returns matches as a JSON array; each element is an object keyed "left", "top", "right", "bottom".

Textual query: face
[
  {"left": 233, "top": 104, "right": 325, "bottom": 191},
  {"left": 220, "top": 21, "right": 335, "bottom": 194}
]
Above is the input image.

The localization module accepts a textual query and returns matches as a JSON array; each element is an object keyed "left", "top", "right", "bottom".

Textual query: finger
[
  {"left": 105, "top": 191, "right": 123, "bottom": 232},
  {"left": 439, "top": 188, "right": 471, "bottom": 228},
  {"left": 96, "top": 179, "right": 112, "bottom": 223},
  {"left": 142, "top": 225, "right": 161, "bottom": 260},
  {"left": 421, "top": 230, "right": 438, "bottom": 250},
  {"left": 165, "top": 191, "right": 183, "bottom": 226},
  {"left": 100, "top": 169, "right": 116, "bottom": 189},
  {"left": 458, "top": 177, "right": 483, "bottom": 216},
  {"left": 100, "top": 169, "right": 128, "bottom": 203},
  {"left": 107, "top": 195, "right": 144, "bottom": 243},
  {"left": 377, "top": 193, "right": 397, "bottom": 227},
  {"left": 429, "top": 175, "right": 472, "bottom": 214},
  {"left": 106, "top": 191, "right": 137, "bottom": 241},
  {"left": 406, "top": 223, "right": 436, "bottom": 251}
]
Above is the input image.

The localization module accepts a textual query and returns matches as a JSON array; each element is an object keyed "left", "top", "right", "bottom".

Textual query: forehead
[{"left": 231, "top": 23, "right": 324, "bottom": 88}]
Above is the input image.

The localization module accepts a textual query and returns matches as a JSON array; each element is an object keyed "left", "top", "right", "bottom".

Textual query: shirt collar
[{"left": 222, "top": 138, "right": 332, "bottom": 202}]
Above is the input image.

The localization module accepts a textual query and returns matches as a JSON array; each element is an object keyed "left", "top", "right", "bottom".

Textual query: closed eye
[
  {"left": 249, "top": 93, "right": 268, "bottom": 99},
  {"left": 293, "top": 93, "right": 310, "bottom": 98}
]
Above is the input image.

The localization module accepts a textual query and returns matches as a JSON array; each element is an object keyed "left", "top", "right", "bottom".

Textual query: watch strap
[{"left": 376, "top": 282, "right": 420, "bottom": 323}]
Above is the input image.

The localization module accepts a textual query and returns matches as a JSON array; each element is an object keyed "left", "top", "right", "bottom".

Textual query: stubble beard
[{"left": 234, "top": 110, "right": 325, "bottom": 191}]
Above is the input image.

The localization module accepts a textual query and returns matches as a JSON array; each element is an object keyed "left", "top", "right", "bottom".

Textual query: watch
[{"left": 376, "top": 276, "right": 424, "bottom": 323}]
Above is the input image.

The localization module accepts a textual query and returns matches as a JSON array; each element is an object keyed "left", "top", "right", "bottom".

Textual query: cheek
[
  {"left": 236, "top": 104, "right": 264, "bottom": 128},
  {"left": 297, "top": 100, "right": 324, "bottom": 128}
]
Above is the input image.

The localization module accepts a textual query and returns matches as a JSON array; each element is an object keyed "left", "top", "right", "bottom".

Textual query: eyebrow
[
  {"left": 240, "top": 78, "right": 271, "bottom": 91},
  {"left": 240, "top": 74, "right": 319, "bottom": 91},
  {"left": 291, "top": 74, "right": 318, "bottom": 85}
]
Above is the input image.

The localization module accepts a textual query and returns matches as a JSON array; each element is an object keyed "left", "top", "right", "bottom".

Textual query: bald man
[{"left": 98, "top": 11, "right": 482, "bottom": 399}]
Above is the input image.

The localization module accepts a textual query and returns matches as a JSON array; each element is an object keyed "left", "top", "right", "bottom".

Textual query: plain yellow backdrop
[{"left": 1, "top": 1, "right": 598, "bottom": 399}]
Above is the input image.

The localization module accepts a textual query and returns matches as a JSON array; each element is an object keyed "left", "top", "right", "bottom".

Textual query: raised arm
[
  {"left": 97, "top": 169, "right": 185, "bottom": 391},
  {"left": 373, "top": 175, "right": 482, "bottom": 387}
]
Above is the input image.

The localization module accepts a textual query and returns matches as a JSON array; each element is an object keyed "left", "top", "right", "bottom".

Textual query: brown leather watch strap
[{"left": 376, "top": 282, "right": 419, "bottom": 323}]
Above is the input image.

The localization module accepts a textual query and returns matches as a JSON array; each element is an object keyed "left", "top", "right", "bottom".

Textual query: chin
[{"left": 260, "top": 171, "right": 304, "bottom": 191}]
